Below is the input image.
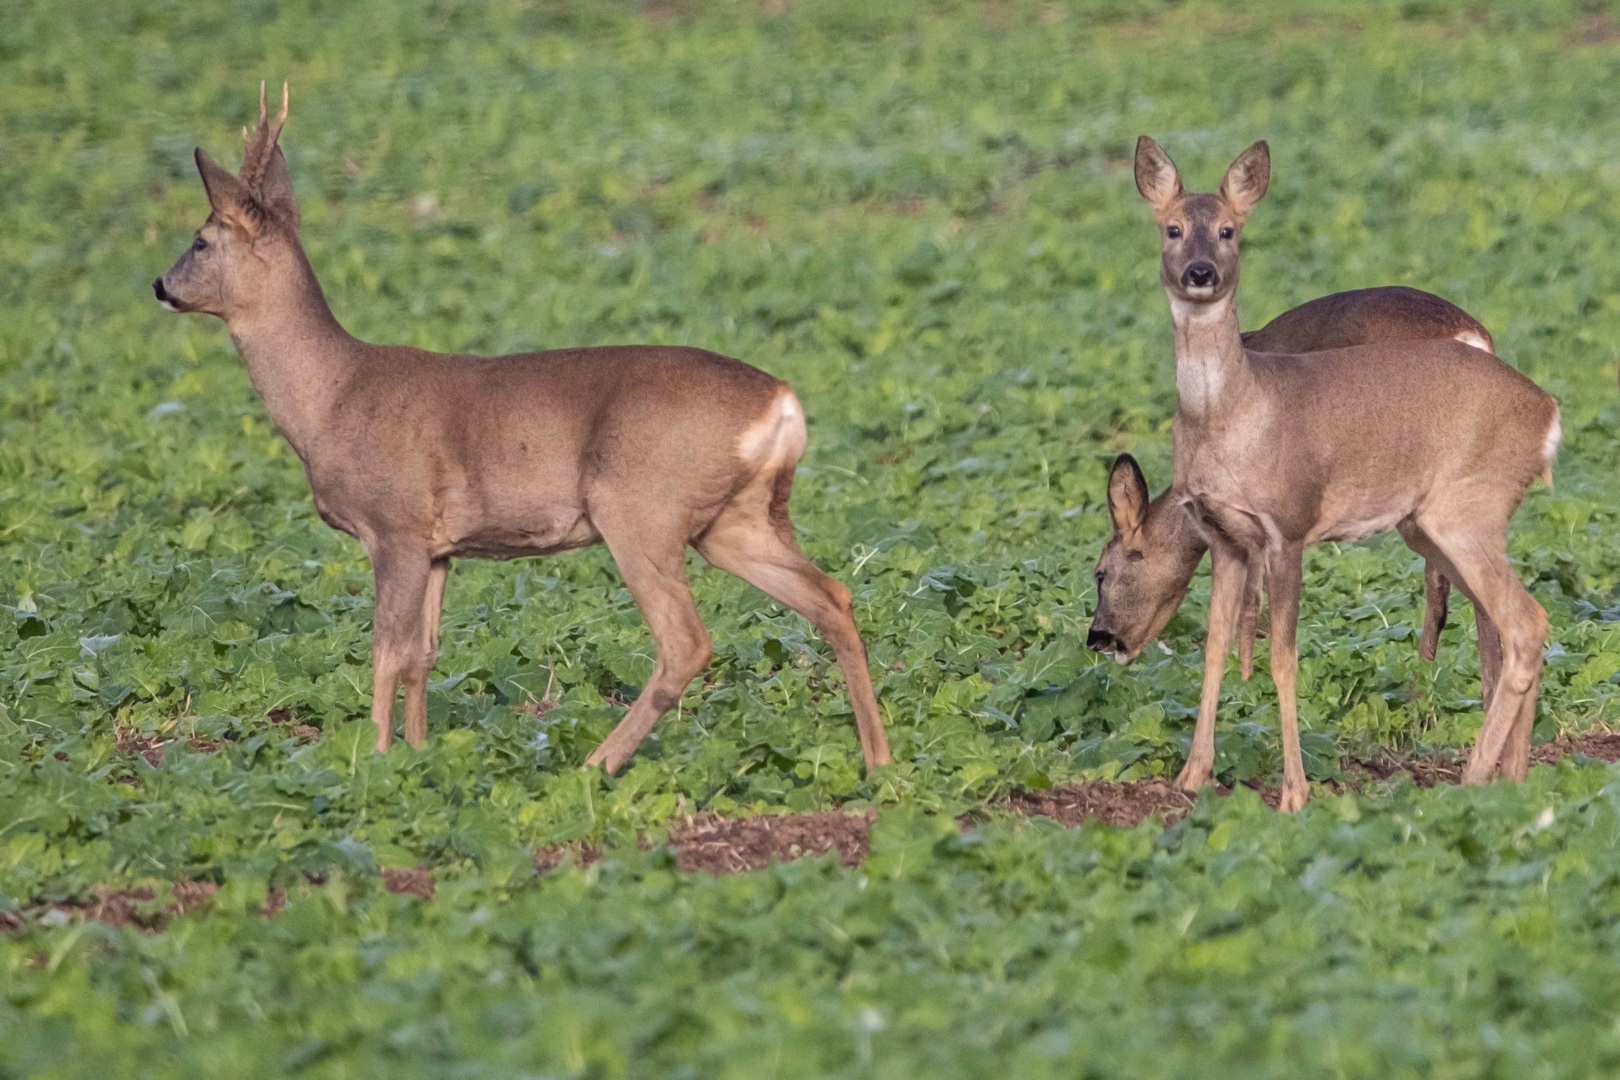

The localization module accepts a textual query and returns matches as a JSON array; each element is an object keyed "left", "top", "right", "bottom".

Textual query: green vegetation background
[{"left": 6, "top": 0, "right": 1620, "bottom": 1075}]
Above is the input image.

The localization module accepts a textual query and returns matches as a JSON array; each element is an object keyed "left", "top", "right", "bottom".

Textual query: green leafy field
[{"left": 7, "top": 0, "right": 1620, "bottom": 1074}]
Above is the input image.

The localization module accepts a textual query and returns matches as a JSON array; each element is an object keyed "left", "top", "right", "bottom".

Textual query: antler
[{"left": 240, "top": 81, "right": 289, "bottom": 193}]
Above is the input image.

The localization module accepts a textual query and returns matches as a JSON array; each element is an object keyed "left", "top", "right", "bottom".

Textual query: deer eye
[
  {"left": 1165, "top": 225, "right": 1183, "bottom": 239},
  {"left": 1219, "top": 226, "right": 1234, "bottom": 240},
  {"left": 192, "top": 235, "right": 208, "bottom": 251}
]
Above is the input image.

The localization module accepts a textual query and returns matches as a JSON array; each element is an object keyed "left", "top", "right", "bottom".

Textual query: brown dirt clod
[
  {"left": 533, "top": 842, "right": 604, "bottom": 872},
  {"left": 114, "top": 730, "right": 170, "bottom": 768},
  {"left": 381, "top": 867, "right": 435, "bottom": 900}
]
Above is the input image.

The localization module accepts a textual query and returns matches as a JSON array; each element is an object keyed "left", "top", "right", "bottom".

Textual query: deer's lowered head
[
  {"left": 1087, "top": 454, "right": 1204, "bottom": 665},
  {"left": 153, "top": 83, "right": 321, "bottom": 326},
  {"left": 1134, "top": 136, "right": 1269, "bottom": 308}
]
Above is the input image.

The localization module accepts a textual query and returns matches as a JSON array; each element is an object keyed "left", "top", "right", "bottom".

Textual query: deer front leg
[
  {"left": 1177, "top": 541, "right": 1247, "bottom": 793},
  {"left": 1267, "top": 545, "right": 1309, "bottom": 813},
  {"left": 402, "top": 558, "right": 451, "bottom": 748},
  {"left": 369, "top": 546, "right": 433, "bottom": 753}
]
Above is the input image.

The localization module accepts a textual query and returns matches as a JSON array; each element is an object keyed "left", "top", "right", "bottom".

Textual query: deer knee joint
[
  {"left": 691, "top": 634, "right": 714, "bottom": 675},
  {"left": 665, "top": 624, "right": 712, "bottom": 679},
  {"left": 824, "top": 577, "right": 854, "bottom": 617},
  {"left": 1502, "top": 668, "right": 1538, "bottom": 696}
]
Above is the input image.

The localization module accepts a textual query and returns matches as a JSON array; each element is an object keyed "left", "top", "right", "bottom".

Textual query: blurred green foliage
[{"left": 6, "top": 0, "right": 1620, "bottom": 1073}]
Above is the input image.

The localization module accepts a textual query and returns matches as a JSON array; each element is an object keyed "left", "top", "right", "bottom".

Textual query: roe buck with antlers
[
  {"left": 1089, "top": 288, "right": 1502, "bottom": 699},
  {"left": 153, "top": 86, "right": 892, "bottom": 773},
  {"left": 1134, "top": 136, "right": 1558, "bottom": 811}
]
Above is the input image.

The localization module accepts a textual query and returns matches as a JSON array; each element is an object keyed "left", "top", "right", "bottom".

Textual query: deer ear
[
  {"left": 195, "top": 147, "right": 263, "bottom": 240},
  {"left": 1134, "top": 136, "right": 1183, "bottom": 210},
  {"left": 1220, "top": 140, "right": 1270, "bottom": 217},
  {"left": 258, "top": 146, "right": 300, "bottom": 230},
  {"left": 1107, "top": 454, "right": 1150, "bottom": 539}
]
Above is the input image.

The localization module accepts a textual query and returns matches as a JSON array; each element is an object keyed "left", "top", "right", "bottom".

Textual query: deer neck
[
  {"left": 224, "top": 247, "right": 357, "bottom": 462},
  {"left": 1168, "top": 292, "right": 1249, "bottom": 420}
]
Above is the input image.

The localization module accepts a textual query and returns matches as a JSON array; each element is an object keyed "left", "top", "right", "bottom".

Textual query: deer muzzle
[
  {"left": 1086, "top": 625, "right": 1132, "bottom": 664},
  {"left": 1181, "top": 261, "right": 1218, "bottom": 289},
  {"left": 153, "top": 277, "right": 181, "bottom": 313}
]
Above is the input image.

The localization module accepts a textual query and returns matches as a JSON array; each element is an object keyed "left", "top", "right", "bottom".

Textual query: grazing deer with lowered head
[
  {"left": 1089, "top": 288, "right": 1503, "bottom": 703},
  {"left": 153, "top": 85, "right": 892, "bottom": 773},
  {"left": 1134, "top": 136, "right": 1558, "bottom": 811}
]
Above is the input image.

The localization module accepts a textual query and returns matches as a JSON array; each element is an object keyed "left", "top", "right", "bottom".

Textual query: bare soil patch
[
  {"left": 1567, "top": 14, "right": 1620, "bottom": 49},
  {"left": 0, "top": 881, "right": 218, "bottom": 934},
  {"left": 113, "top": 728, "right": 222, "bottom": 768},
  {"left": 1348, "top": 750, "right": 1465, "bottom": 788},
  {"left": 1006, "top": 780, "right": 1194, "bottom": 827},
  {"left": 1532, "top": 729, "right": 1620, "bottom": 764},
  {"left": 533, "top": 810, "right": 873, "bottom": 875},
  {"left": 667, "top": 810, "right": 874, "bottom": 874}
]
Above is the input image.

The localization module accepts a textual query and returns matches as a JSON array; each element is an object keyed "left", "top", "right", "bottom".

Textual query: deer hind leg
[
  {"left": 1497, "top": 664, "right": 1540, "bottom": 782},
  {"left": 1267, "top": 544, "right": 1310, "bottom": 813},
  {"left": 1420, "top": 561, "right": 1450, "bottom": 662},
  {"left": 696, "top": 472, "right": 891, "bottom": 771},
  {"left": 1412, "top": 518, "right": 1548, "bottom": 786},
  {"left": 1238, "top": 562, "right": 1264, "bottom": 681},
  {"left": 1401, "top": 523, "right": 1500, "bottom": 716},
  {"left": 1476, "top": 608, "right": 1501, "bottom": 713},
  {"left": 369, "top": 546, "right": 434, "bottom": 753},
  {"left": 583, "top": 518, "right": 712, "bottom": 775},
  {"left": 1176, "top": 538, "right": 1248, "bottom": 794}
]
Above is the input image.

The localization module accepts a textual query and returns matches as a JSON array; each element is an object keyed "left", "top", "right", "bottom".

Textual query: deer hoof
[
  {"left": 583, "top": 742, "right": 628, "bottom": 774},
  {"left": 1174, "top": 762, "right": 1211, "bottom": 793}
]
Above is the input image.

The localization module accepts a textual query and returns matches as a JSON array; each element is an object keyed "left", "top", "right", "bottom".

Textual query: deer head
[
  {"left": 154, "top": 83, "right": 302, "bottom": 320},
  {"left": 1134, "top": 136, "right": 1269, "bottom": 306},
  {"left": 1086, "top": 454, "right": 1205, "bottom": 664}
]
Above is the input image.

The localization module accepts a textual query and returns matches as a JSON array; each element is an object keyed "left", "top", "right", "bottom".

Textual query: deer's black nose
[
  {"left": 1183, "top": 262, "right": 1218, "bottom": 289},
  {"left": 1086, "top": 626, "right": 1116, "bottom": 653},
  {"left": 153, "top": 278, "right": 168, "bottom": 301}
]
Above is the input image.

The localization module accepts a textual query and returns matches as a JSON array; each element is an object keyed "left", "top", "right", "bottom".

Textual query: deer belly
[
  {"left": 1309, "top": 508, "right": 1408, "bottom": 546},
  {"left": 444, "top": 510, "right": 601, "bottom": 559}
]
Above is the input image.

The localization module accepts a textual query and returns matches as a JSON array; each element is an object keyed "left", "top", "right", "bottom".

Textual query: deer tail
[{"left": 1541, "top": 406, "right": 1561, "bottom": 488}]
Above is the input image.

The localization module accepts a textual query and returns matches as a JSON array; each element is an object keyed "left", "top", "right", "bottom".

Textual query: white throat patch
[{"left": 1169, "top": 294, "right": 1238, "bottom": 413}]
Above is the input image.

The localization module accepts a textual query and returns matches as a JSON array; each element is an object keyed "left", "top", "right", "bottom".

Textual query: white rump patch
[
  {"left": 1544, "top": 409, "right": 1562, "bottom": 473},
  {"left": 736, "top": 388, "right": 805, "bottom": 465},
  {"left": 1453, "top": 329, "right": 1492, "bottom": 353}
]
